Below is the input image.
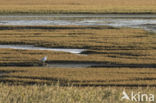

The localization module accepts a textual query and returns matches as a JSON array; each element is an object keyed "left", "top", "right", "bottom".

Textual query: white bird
[{"left": 41, "top": 56, "right": 47, "bottom": 63}]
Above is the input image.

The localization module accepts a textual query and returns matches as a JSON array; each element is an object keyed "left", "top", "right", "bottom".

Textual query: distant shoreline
[{"left": 0, "top": 12, "right": 156, "bottom": 15}]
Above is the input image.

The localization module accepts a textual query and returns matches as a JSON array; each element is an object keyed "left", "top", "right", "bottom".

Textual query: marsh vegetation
[
  {"left": 0, "top": 0, "right": 156, "bottom": 14},
  {"left": 0, "top": 25, "right": 155, "bottom": 66},
  {"left": 0, "top": 83, "right": 155, "bottom": 103},
  {"left": 0, "top": 25, "right": 155, "bottom": 86},
  {"left": 0, "top": 1, "right": 155, "bottom": 101}
]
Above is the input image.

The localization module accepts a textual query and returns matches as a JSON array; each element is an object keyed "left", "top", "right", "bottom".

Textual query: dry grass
[
  {"left": 0, "top": 25, "right": 154, "bottom": 49},
  {"left": 0, "top": 26, "right": 155, "bottom": 86},
  {"left": 0, "top": 0, "right": 156, "bottom": 14},
  {"left": 0, "top": 67, "right": 156, "bottom": 86},
  {"left": 0, "top": 83, "right": 155, "bottom": 103},
  {"left": 0, "top": 25, "right": 155, "bottom": 65},
  {"left": 0, "top": 25, "right": 155, "bottom": 102}
]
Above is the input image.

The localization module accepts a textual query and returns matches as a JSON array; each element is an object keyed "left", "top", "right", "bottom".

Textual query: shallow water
[
  {"left": 0, "top": 14, "right": 156, "bottom": 32},
  {"left": 47, "top": 63, "right": 99, "bottom": 68},
  {"left": 0, "top": 45, "right": 85, "bottom": 54}
]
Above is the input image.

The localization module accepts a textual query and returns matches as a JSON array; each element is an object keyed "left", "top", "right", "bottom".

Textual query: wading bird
[{"left": 41, "top": 56, "right": 47, "bottom": 65}]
